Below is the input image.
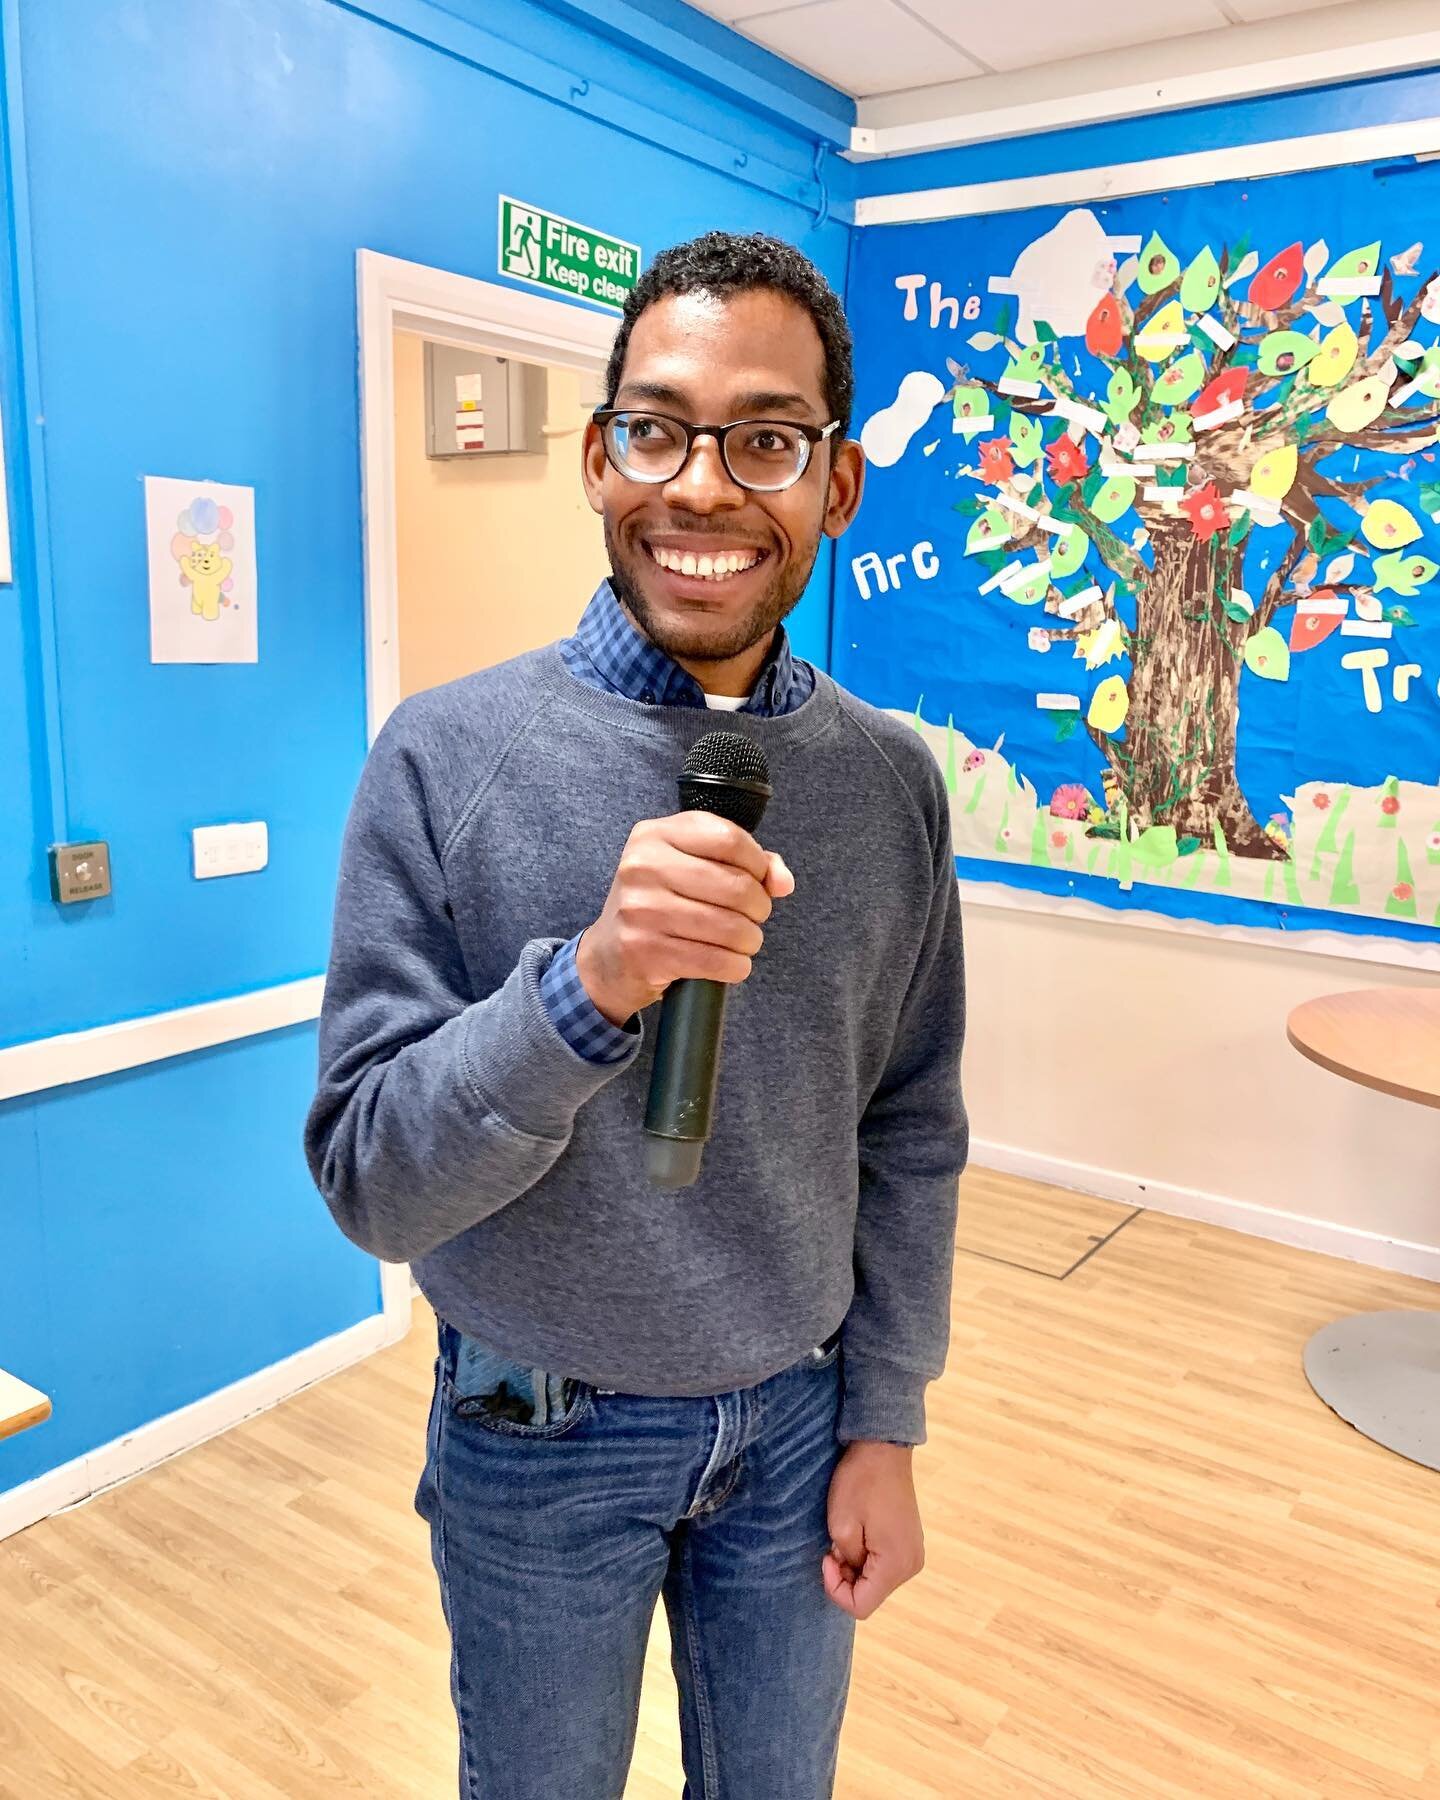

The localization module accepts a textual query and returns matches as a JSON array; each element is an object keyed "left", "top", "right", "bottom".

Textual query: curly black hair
[{"left": 604, "top": 231, "right": 854, "bottom": 438}]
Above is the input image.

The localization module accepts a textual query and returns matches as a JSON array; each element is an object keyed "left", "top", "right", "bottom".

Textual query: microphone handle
[{"left": 643, "top": 977, "right": 731, "bottom": 1189}]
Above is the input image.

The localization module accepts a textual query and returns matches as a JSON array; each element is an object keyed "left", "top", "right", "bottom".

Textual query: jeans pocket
[{"left": 440, "top": 1322, "right": 594, "bottom": 1440}]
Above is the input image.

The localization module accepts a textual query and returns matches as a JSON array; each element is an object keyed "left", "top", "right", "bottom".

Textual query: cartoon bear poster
[{"left": 146, "top": 476, "right": 257, "bottom": 664}]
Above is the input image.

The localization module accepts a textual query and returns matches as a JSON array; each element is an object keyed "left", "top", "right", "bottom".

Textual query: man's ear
[
  {"left": 581, "top": 419, "right": 607, "bottom": 517},
  {"left": 822, "top": 437, "right": 865, "bottom": 539}
]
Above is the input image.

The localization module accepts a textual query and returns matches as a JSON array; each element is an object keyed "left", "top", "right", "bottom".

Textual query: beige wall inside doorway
[{"left": 393, "top": 330, "right": 607, "bottom": 698}]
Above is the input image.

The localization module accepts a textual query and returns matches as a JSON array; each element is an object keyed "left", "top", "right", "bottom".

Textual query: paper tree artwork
[
  {"left": 146, "top": 476, "right": 257, "bottom": 664},
  {"left": 841, "top": 170, "right": 1440, "bottom": 941}
]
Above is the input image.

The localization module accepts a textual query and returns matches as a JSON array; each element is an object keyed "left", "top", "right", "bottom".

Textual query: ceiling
[{"left": 683, "top": 0, "right": 1350, "bottom": 100}]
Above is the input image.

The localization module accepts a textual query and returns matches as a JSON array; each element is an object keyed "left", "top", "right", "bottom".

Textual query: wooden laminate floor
[{"left": 3, "top": 1169, "right": 1439, "bottom": 1798}]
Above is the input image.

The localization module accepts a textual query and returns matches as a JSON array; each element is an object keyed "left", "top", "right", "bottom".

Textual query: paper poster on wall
[
  {"left": 146, "top": 477, "right": 257, "bottom": 664},
  {"left": 839, "top": 156, "right": 1440, "bottom": 944}
]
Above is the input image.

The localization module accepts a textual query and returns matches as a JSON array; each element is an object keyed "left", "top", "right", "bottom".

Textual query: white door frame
[
  {"left": 356, "top": 249, "right": 617, "bottom": 744},
  {"left": 355, "top": 251, "right": 618, "bottom": 1323}
]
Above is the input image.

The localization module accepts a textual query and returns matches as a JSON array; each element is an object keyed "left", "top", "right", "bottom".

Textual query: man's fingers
[
  {"left": 661, "top": 849, "right": 774, "bottom": 923},
  {"left": 665, "top": 812, "right": 771, "bottom": 882},
  {"left": 765, "top": 852, "right": 795, "bottom": 898},
  {"left": 842, "top": 1569, "right": 889, "bottom": 1627},
  {"left": 822, "top": 1552, "right": 858, "bottom": 1616},
  {"left": 829, "top": 1516, "right": 865, "bottom": 1573}
]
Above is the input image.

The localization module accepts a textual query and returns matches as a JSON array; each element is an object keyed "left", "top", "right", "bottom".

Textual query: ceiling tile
[
  {"left": 901, "top": 0, "right": 1233, "bottom": 73},
  {"left": 740, "top": 0, "right": 986, "bottom": 95},
  {"left": 1221, "top": 0, "right": 1331, "bottom": 18},
  {"left": 682, "top": 0, "right": 814, "bottom": 21}
]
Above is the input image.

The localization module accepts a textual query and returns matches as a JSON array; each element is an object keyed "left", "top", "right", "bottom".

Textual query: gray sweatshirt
[{"left": 304, "top": 644, "right": 967, "bottom": 1444}]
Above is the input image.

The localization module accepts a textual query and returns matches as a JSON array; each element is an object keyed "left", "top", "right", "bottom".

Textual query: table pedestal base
[{"left": 1303, "top": 1311, "right": 1440, "bottom": 1473}]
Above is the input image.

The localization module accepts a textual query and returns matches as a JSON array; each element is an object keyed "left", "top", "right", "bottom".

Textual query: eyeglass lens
[{"left": 605, "top": 413, "right": 810, "bottom": 492}]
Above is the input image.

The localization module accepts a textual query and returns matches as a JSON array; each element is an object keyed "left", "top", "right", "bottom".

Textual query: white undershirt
[{"left": 703, "top": 693, "right": 748, "bottom": 712}]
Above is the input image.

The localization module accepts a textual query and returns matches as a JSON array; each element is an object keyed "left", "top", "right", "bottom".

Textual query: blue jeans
[{"left": 415, "top": 1319, "right": 855, "bottom": 1799}]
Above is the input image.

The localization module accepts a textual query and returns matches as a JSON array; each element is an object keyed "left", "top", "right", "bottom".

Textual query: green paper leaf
[
  {"left": 1153, "top": 352, "right": 1206, "bottom": 407},
  {"left": 1051, "top": 526, "right": 1090, "bottom": 579},
  {"left": 1034, "top": 320, "right": 1056, "bottom": 344},
  {"left": 1053, "top": 710, "right": 1081, "bottom": 743},
  {"left": 1373, "top": 550, "right": 1439, "bottom": 596},
  {"left": 1384, "top": 604, "right": 1417, "bottom": 627},
  {"left": 1137, "top": 232, "right": 1179, "bottom": 295},
  {"left": 1222, "top": 598, "right": 1253, "bottom": 623},
  {"left": 1104, "top": 367, "right": 1139, "bottom": 424},
  {"left": 1244, "top": 626, "right": 1291, "bottom": 682},
  {"left": 1180, "top": 245, "right": 1221, "bottom": 314},
  {"left": 1004, "top": 345, "right": 1046, "bottom": 384},
  {"left": 1009, "top": 410, "right": 1042, "bottom": 467},
  {"left": 1090, "top": 473, "right": 1137, "bottom": 524},
  {"left": 1007, "top": 569, "right": 1051, "bottom": 607},
  {"left": 965, "top": 506, "right": 1012, "bottom": 554},
  {"left": 1228, "top": 512, "right": 1253, "bottom": 549},
  {"left": 1257, "top": 330, "right": 1319, "bottom": 377},
  {"left": 1418, "top": 480, "right": 1440, "bottom": 516},
  {"left": 1132, "top": 825, "right": 1179, "bottom": 869}
]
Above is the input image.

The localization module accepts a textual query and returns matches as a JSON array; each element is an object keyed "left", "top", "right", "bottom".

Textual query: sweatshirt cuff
[
  {"left": 837, "top": 1354, "right": 931, "bottom": 1447},
  {"left": 462, "top": 937, "right": 644, "bottom": 1141}
]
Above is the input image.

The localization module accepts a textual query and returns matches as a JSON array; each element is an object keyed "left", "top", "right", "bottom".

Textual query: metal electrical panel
[{"left": 425, "top": 344, "right": 545, "bottom": 458}]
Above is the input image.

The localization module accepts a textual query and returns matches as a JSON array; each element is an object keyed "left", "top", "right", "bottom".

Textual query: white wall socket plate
[{"left": 193, "top": 821, "right": 269, "bottom": 880}]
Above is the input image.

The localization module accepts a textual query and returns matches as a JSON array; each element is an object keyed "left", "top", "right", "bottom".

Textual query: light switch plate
[
  {"left": 193, "top": 821, "right": 268, "bottom": 880},
  {"left": 50, "top": 841, "right": 112, "bottom": 904}
]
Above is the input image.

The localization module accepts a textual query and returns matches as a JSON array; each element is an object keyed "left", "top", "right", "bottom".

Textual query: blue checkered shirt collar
[{"left": 561, "top": 579, "right": 810, "bottom": 717}]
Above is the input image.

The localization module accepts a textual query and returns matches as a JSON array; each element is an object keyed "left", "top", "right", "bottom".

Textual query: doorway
[
  {"left": 357, "top": 250, "right": 618, "bottom": 740},
  {"left": 391, "top": 336, "right": 607, "bottom": 699}
]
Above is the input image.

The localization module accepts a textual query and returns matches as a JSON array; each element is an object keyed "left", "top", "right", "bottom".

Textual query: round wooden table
[{"left": 1287, "top": 987, "right": 1440, "bottom": 1473}]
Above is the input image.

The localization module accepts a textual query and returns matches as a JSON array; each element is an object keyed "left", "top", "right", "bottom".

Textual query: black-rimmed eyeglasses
[{"left": 593, "top": 408, "right": 840, "bottom": 494}]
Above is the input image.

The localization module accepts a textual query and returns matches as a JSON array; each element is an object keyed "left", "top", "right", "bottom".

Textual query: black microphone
[{"left": 644, "top": 730, "right": 773, "bottom": 1189}]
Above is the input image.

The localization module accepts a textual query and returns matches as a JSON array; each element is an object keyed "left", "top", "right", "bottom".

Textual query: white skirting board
[
  {"left": 972, "top": 1137, "right": 1440, "bottom": 1285},
  {"left": 0, "top": 1307, "right": 408, "bottom": 1544}
]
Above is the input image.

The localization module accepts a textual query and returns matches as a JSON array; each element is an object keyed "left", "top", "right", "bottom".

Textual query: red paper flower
[
  {"left": 1382, "top": 795, "right": 1401, "bottom": 816},
  {"left": 1312, "top": 792, "right": 1331, "bottom": 810},
  {"left": 1050, "top": 830, "right": 1068, "bottom": 851},
  {"left": 1393, "top": 882, "right": 1414, "bottom": 902},
  {"left": 1046, "top": 436, "right": 1089, "bottom": 486},
  {"left": 978, "top": 436, "right": 1014, "bottom": 484},
  {"left": 1181, "top": 481, "right": 1227, "bottom": 541}
]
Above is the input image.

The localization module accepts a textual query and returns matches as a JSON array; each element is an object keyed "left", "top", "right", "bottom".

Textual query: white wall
[{"left": 963, "top": 899, "right": 1440, "bottom": 1274}]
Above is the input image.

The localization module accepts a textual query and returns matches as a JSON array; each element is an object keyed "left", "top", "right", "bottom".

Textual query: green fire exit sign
[{"left": 498, "top": 196, "right": 640, "bottom": 312}]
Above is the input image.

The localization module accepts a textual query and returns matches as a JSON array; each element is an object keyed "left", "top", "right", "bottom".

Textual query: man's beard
[{"left": 604, "top": 517, "right": 812, "bottom": 666}]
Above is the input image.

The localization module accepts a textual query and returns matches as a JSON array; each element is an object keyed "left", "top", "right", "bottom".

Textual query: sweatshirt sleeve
[
  {"left": 304, "top": 711, "right": 643, "bottom": 1264},
  {"left": 839, "top": 766, "right": 967, "bottom": 1447}
]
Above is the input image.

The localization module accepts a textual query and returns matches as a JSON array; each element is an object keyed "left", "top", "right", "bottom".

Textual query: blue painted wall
[{"left": 0, "top": 0, "right": 850, "bottom": 1497}]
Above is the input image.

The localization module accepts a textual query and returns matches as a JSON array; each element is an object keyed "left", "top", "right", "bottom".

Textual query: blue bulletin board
[{"left": 838, "top": 154, "right": 1440, "bottom": 946}]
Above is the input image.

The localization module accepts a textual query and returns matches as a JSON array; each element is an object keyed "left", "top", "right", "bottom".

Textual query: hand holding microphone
[{"left": 574, "top": 733, "right": 787, "bottom": 1186}]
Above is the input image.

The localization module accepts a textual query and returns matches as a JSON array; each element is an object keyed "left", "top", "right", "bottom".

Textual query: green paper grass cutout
[
  {"left": 1385, "top": 841, "right": 1418, "bottom": 918},
  {"left": 1329, "top": 832, "right": 1360, "bottom": 906}
]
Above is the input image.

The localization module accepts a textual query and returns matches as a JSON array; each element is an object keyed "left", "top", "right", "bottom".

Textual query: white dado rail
[{"left": 0, "top": 978, "right": 324, "bottom": 1102}]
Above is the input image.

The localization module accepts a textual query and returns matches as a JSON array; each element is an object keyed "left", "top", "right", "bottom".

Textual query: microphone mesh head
[
  {"left": 683, "top": 731, "right": 771, "bottom": 787},
  {"left": 679, "top": 731, "right": 772, "bottom": 832}
]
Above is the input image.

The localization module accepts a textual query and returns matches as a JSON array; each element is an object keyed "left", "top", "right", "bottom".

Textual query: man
[{"left": 306, "top": 231, "right": 966, "bottom": 1799}]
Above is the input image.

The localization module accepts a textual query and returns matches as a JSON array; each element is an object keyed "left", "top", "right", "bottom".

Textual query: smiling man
[{"left": 306, "top": 232, "right": 967, "bottom": 1800}]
